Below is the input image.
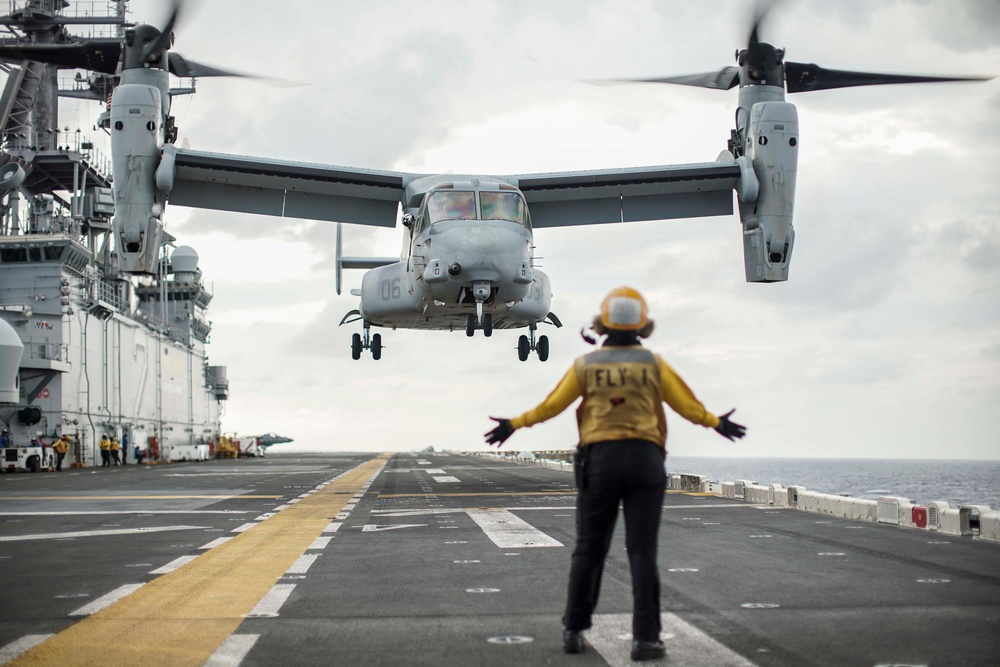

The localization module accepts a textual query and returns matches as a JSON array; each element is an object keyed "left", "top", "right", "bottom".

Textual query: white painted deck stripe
[
  {"left": 69, "top": 584, "right": 145, "bottom": 616},
  {"left": 465, "top": 509, "right": 563, "bottom": 549},
  {"left": 0, "top": 525, "right": 204, "bottom": 542},
  {"left": 424, "top": 469, "right": 446, "bottom": 474},
  {"left": 203, "top": 634, "right": 260, "bottom": 667},
  {"left": 148, "top": 555, "right": 197, "bottom": 575},
  {"left": 588, "top": 613, "right": 757, "bottom": 667},
  {"left": 432, "top": 476, "right": 461, "bottom": 483},
  {"left": 272, "top": 505, "right": 290, "bottom": 511},
  {"left": 247, "top": 584, "right": 296, "bottom": 617},
  {"left": 0, "top": 634, "right": 53, "bottom": 664},
  {"left": 199, "top": 536, "right": 235, "bottom": 550},
  {"left": 308, "top": 536, "right": 332, "bottom": 550},
  {"left": 286, "top": 554, "right": 320, "bottom": 575},
  {"left": 231, "top": 523, "right": 257, "bottom": 533},
  {"left": 322, "top": 521, "right": 342, "bottom": 534}
]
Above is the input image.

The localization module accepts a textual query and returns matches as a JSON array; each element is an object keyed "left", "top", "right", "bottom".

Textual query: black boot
[
  {"left": 630, "top": 639, "right": 666, "bottom": 661},
  {"left": 562, "top": 629, "right": 585, "bottom": 654}
]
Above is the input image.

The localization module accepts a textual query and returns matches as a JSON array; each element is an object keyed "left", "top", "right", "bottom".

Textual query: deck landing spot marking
[
  {"left": 432, "top": 476, "right": 461, "bottom": 483},
  {"left": 466, "top": 588, "right": 500, "bottom": 593},
  {"left": 204, "top": 634, "right": 260, "bottom": 667},
  {"left": 487, "top": 636, "right": 533, "bottom": 644},
  {"left": 741, "top": 603, "right": 779, "bottom": 609}
]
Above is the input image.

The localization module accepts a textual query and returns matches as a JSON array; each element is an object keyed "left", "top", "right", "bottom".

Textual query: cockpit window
[
  {"left": 426, "top": 191, "right": 477, "bottom": 224},
  {"left": 480, "top": 191, "right": 527, "bottom": 226}
]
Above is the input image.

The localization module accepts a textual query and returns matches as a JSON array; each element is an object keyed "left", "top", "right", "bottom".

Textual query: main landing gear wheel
[
  {"left": 483, "top": 313, "right": 493, "bottom": 337},
  {"left": 351, "top": 333, "right": 362, "bottom": 360},
  {"left": 371, "top": 333, "right": 382, "bottom": 361},
  {"left": 517, "top": 324, "right": 550, "bottom": 362},
  {"left": 466, "top": 313, "right": 475, "bottom": 337}
]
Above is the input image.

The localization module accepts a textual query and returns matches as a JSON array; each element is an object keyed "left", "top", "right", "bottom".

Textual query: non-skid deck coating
[{"left": 0, "top": 452, "right": 997, "bottom": 666}]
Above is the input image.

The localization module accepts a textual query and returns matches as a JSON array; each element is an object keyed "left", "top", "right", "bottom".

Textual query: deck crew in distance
[{"left": 485, "top": 286, "right": 746, "bottom": 661}]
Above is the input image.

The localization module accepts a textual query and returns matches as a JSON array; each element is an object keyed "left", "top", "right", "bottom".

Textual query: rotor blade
[
  {"left": 168, "top": 52, "right": 247, "bottom": 78},
  {"left": 588, "top": 67, "right": 740, "bottom": 90},
  {"left": 747, "top": 0, "right": 780, "bottom": 48},
  {"left": 785, "top": 61, "right": 992, "bottom": 93},
  {"left": 0, "top": 40, "right": 121, "bottom": 73},
  {"left": 143, "top": 0, "right": 184, "bottom": 61}
]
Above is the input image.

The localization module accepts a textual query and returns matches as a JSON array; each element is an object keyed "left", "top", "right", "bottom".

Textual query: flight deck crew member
[
  {"left": 99, "top": 434, "right": 111, "bottom": 467},
  {"left": 110, "top": 436, "right": 121, "bottom": 465},
  {"left": 53, "top": 435, "right": 70, "bottom": 471},
  {"left": 0, "top": 428, "right": 9, "bottom": 448},
  {"left": 485, "top": 286, "right": 746, "bottom": 662}
]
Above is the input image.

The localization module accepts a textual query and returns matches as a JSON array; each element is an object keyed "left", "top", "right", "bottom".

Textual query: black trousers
[{"left": 563, "top": 439, "right": 666, "bottom": 641}]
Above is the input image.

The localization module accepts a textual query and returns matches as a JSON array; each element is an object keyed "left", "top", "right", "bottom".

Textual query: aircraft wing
[
  {"left": 507, "top": 161, "right": 741, "bottom": 228},
  {"left": 167, "top": 149, "right": 408, "bottom": 227}
]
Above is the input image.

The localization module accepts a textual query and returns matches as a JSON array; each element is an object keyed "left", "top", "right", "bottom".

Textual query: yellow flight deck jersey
[{"left": 510, "top": 346, "right": 720, "bottom": 448}]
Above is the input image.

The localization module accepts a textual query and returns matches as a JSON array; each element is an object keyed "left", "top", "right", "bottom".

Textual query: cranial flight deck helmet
[{"left": 593, "top": 286, "right": 655, "bottom": 338}]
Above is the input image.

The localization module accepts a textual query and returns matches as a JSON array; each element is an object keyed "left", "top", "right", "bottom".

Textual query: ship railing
[
  {"left": 91, "top": 279, "right": 124, "bottom": 311},
  {"left": 23, "top": 337, "right": 68, "bottom": 363}
]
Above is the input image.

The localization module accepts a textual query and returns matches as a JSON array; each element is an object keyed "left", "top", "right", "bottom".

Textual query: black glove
[
  {"left": 484, "top": 417, "right": 514, "bottom": 447},
  {"left": 715, "top": 409, "right": 746, "bottom": 441}
]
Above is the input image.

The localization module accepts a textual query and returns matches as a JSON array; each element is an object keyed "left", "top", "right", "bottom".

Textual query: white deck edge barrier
[{"left": 464, "top": 452, "right": 999, "bottom": 543}]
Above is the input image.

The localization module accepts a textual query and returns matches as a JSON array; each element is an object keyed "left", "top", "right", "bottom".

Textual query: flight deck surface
[{"left": 0, "top": 452, "right": 997, "bottom": 666}]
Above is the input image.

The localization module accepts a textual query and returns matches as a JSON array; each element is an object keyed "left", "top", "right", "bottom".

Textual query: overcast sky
[{"left": 73, "top": 0, "right": 999, "bottom": 459}]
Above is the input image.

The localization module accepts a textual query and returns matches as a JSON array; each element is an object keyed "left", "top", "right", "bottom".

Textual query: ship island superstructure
[{"left": 0, "top": 0, "right": 226, "bottom": 466}]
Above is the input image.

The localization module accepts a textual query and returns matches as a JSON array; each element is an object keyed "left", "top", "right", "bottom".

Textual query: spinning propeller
[
  {"left": 0, "top": 0, "right": 246, "bottom": 79},
  {"left": 596, "top": 1, "right": 991, "bottom": 93}
]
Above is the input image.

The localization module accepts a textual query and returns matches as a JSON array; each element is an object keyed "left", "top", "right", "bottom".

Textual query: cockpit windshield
[
  {"left": 426, "top": 191, "right": 477, "bottom": 224},
  {"left": 480, "top": 191, "right": 527, "bottom": 226}
]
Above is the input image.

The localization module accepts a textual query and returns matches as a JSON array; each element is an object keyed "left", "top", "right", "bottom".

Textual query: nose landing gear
[
  {"left": 466, "top": 282, "right": 494, "bottom": 337},
  {"left": 517, "top": 323, "right": 549, "bottom": 362}
]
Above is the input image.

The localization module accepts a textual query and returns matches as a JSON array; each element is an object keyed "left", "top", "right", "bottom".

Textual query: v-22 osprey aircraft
[{"left": 0, "top": 1, "right": 986, "bottom": 361}]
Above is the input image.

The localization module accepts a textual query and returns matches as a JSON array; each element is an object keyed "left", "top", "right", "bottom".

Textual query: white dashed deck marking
[
  {"left": 69, "top": 584, "right": 145, "bottom": 616},
  {"left": 203, "top": 634, "right": 260, "bottom": 667},
  {"left": 0, "top": 635, "right": 54, "bottom": 663},
  {"left": 149, "top": 555, "right": 197, "bottom": 574},
  {"left": 589, "top": 613, "right": 757, "bottom": 667}
]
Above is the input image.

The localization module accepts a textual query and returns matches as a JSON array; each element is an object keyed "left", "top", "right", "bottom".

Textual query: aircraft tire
[
  {"left": 351, "top": 333, "right": 363, "bottom": 360},
  {"left": 28, "top": 456, "right": 39, "bottom": 473},
  {"left": 517, "top": 335, "right": 530, "bottom": 362},
  {"left": 466, "top": 314, "right": 475, "bottom": 337},
  {"left": 371, "top": 333, "right": 382, "bottom": 361},
  {"left": 483, "top": 313, "right": 493, "bottom": 337},
  {"left": 537, "top": 335, "right": 550, "bottom": 362}
]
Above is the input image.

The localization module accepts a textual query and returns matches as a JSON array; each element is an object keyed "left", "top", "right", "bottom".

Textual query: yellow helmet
[{"left": 598, "top": 286, "right": 650, "bottom": 332}]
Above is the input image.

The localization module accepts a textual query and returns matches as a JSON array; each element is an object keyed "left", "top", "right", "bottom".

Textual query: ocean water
[{"left": 668, "top": 457, "right": 1000, "bottom": 510}]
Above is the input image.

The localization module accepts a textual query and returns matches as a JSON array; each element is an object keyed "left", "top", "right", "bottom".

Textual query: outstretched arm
[{"left": 485, "top": 366, "right": 582, "bottom": 447}]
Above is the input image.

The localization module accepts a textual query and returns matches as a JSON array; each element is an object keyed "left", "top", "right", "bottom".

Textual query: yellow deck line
[
  {"left": 10, "top": 453, "right": 391, "bottom": 667},
  {"left": 0, "top": 495, "right": 283, "bottom": 500}
]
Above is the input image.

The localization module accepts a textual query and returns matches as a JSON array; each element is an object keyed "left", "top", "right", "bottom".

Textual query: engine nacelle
[
  {"left": 738, "top": 101, "right": 798, "bottom": 283},
  {"left": 111, "top": 82, "right": 165, "bottom": 274}
]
